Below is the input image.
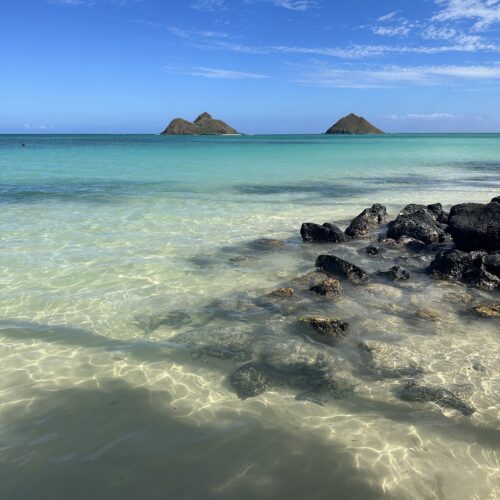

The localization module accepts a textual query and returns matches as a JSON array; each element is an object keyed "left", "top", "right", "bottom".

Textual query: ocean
[{"left": 0, "top": 133, "right": 499, "bottom": 499}]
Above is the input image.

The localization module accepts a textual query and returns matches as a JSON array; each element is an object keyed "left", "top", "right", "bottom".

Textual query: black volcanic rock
[
  {"left": 316, "top": 255, "right": 369, "bottom": 283},
  {"left": 161, "top": 112, "right": 239, "bottom": 135},
  {"left": 447, "top": 202, "right": 500, "bottom": 252},
  {"left": 325, "top": 113, "right": 383, "bottom": 135},
  {"left": 345, "top": 203, "right": 387, "bottom": 238},
  {"left": 301, "top": 222, "right": 348, "bottom": 243}
]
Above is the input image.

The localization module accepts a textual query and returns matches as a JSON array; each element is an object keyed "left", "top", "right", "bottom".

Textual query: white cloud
[
  {"left": 165, "top": 65, "right": 269, "bottom": 79},
  {"left": 372, "top": 24, "right": 412, "bottom": 37},
  {"left": 191, "top": 0, "right": 225, "bottom": 11},
  {"left": 384, "top": 113, "right": 456, "bottom": 120},
  {"left": 295, "top": 62, "right": 500, "bottom": 88},
  {"left": 433, "top": 0, "right": 500, "bottom": 30},
  {"left": 24, "top": 123, "right": 53, "bottom": 130},
  {"left": 246, "top": 0, "right": 317, "bottom": 11}
]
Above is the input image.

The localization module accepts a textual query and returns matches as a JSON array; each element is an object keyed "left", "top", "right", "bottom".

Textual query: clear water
[{"left": 0, "top": 134, "right": 499, "bottom": 499}]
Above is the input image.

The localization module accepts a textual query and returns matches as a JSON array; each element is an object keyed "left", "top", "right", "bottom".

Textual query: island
[
  {"left": 325, "top": 113, "right": 383, "bottom": 135},
  {"left": 160, "top": 112, "right": 239, "bottom": 135}
]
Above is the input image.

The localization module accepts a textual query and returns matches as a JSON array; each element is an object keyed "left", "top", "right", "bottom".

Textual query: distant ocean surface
[{"left": 0, "top": 134, "right": 499, "bottom": 499}]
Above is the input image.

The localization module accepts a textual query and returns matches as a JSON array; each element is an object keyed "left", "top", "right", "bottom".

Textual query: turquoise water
[{"left": 0, "top": 134, "right": 499, "bottom": 499}]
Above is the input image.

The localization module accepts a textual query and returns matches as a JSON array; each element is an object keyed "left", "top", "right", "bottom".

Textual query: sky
[{"left": 1, "top": 0, "right": 500, "bottom": 133}]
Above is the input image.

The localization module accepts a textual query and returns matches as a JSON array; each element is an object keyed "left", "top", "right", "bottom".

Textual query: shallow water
[{"left": 0, "top": 134, "right": 499, "bottom": 499}]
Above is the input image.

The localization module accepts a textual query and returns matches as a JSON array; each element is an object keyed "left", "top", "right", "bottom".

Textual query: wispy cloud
[
  {"left": 433, "top": 0, "right": 500, "bottom": 31},
  {"left": 190, "top": 0, "right": 225, "bottom": 11},
  {"left": 295, "top": 61, "right": 500, "bottom": 88},
  {"left": 383, "top": 113, "right": 456, "bottom": 120},
  {"left": 24, "top": 123, "right": 53, "bottom": 130},
  {"left": 249, "top": 0, "right": 317, "bottom": 11},
  {"left": 164, "top": 65, "right": 269, "bottom": 79},
  {"left": 49, "top": 0, "right": 142, "bottom": 5}
]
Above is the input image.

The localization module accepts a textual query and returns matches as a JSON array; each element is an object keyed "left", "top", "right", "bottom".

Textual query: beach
[{"left": 0, "top": 133, "right": 499, "bottom": 499}]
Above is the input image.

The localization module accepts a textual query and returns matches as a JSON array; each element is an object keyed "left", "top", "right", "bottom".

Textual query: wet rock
[
  {"left": 230, "top": 363, "right": 272, "bottom": 399},
  {"left": 399, "top": 381, "right": 475, "bottom": 416},
  {"left": 251, "top": 238, "right": 285, "bottom": 250},
  {"left": 359, "top": 341, "right": 423, "bottom": 378},
  {"left": 365, "top": 245, "right": 384, "bottom": 256},
  {"left": 415, "top": 308, "right": 441, "bottom": 322},
  {"left": 300, "top": 316, "right": 350, "bottom": 343},
  {"left": 378, "top": 266, "right": 410, "bottom": 281},
  {"left": 484, "top": 254, "right": 500, "bottom": 276},
  {"left": 291, "top": 271, "right": 327, "bottom": 288},
  {"left": 172, "top": 327, "right": 254, "bottom": 362},
  {"left": 316, "top": 255, "right": 369, "bottom": 283},
  {"left": 295, "top": 376, "right": 355, "bottom": 405},
  {"left": 386, "top": 204, "right": 447, "bottom": 244},
  {"left": 473, "top": 303, "right": 500, "bottom": 318},
  {"left": 309, "top": 278, "right": 343, "bottom": 297},
  {"left": 427, "top": 249, "right": 500, "bottom": 290},
  {"left": 267, "top": 287, "right": 297, "bottom": 299},
  {"left": 145, "top": 311, "right": 192, "bottom": 332},
  {"left": 426, "top": 203, "right": 449, "bottom": 224},
  {"left": 300, "top": 222, "right": 348, "bottom": 243},
  {"left": 448, "top": 202, "right": 500, "bottom": 252},
  {"left": 491, "top": 196, "right": 500, "bottom": 204},
  {"left": 345, "top": 204, "right": 387, "bottom": 238}
]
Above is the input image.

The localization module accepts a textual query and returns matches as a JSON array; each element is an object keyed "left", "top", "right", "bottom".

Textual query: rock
[
  {"left": 491, "top": 196, "right": 500, "bottom": 204},
  {"left": 250, "top": 238, "right": 285, "bottom": 250},
  {"left": 426, "top": 203, "right": 449, "bottom": 224},
  {"left": 448, "top": 202, "right": 500, "bottom": 252},
  {"left": 345, "top": 204, "right": 388, "bottom": 238},
  {"left": 267, "top": 288, "right": 297, "bottom": 299},
  {"left": 300, "top": 222, "right": 348, "bottom": 243},
  {"left": 359, "top": 341, "right": 423, "bottom": 378},
  {"left": 161, "top": 112, "right": 239, "bottom": 135},
  {"left": 386, "top": 204, "right": 447, "bottom": 244},
  {"left": 309, "top": 278, "right": 343, "bottom": 297},
  {"left": 291, "top": 271, "right": 327, "bottom": 287},
  {"left": 378, "top": 266, "right": 410, "bottom": 281},
  {"left": 316, "top": 255, "right": 369, "bottom": 283},
  {"left": 415, "top": 308, "right": 441, "bottom": 322},
  {"left": 325, "top": 113, "right": 383, "bottom": 135},
  {"left": 399, "top": 381, "right": 475, "bottom": 416},
  {"left": 144, "top": 311, "right": 192, "bottom": 332},
  {"left": 295, "top": 376, "right": 355, "bottom": 405},
  {"left": 473, "top": 303, "right": 500, "bottom": 318},
  {"left": 300, "top": 317, "right": 350, "bottom": 343},
  {"left": 230, "top": 363, "right": 272, "bottom": 399},
  {"left": 427, "top": 249, "right": 500, "bottom": 290},
  {"left": 365, "top": 245, "right": 384, "bottom": 256}
]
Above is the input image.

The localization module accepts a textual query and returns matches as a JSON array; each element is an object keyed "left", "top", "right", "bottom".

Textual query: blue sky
[{"left": 2, "top": 0, "right": 500, "bottom": 133}]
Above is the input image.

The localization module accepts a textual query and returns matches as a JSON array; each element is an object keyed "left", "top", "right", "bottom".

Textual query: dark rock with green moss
[
  {"left": 161, "top": 112, "right": 239, "bottom": 135},
  {"left": 325, "top": 113, "right": 383, "bottom": 135}
]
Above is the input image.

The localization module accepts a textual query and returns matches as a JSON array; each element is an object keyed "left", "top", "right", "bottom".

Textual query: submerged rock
[
  {"left": 300, "top": 222, "right": 348, "bottom": 243},
  {"left": 415, "top": 308, "right": 441, "bottom": 322},
  {"left": 427, "top": 249, "right": 500, "bottom": 290},
  {"left": 399, "top": 380, "right": 475, "bottom": 416},
  {"left": 448, "top": 201, "right": 500, "bottom": 252},
  {"left": 386, "top": 204, "right": 447, "bottom": 244},
  {"left": 377, "top": 266, "right": 410, "bottom": 281},
  {"left": 291, "top": 271, "right": 327, "bottom": 288},
  {"left": 365, "top": 245, "right": 384, "bottom": 256},
  {"left": 309, "top": 278, "right": 343, "bottom": 297},
  {"left": 230, "top": 363, "right": 272, "bottom": 399},
  {"left": 359, "top": 341, "right": 423, "bottom": 378},
  {"left": 300, "top": 316, "right": 350, "bottom": 343},
  {"left": 316, "top": 255, "right": 369, "bottom": 283},
  {"left": 345, "top": 204, "right": 387, "bottom": 239},
  {"left": 473, "top": 303, "right": 500, "bottom": 318},
  {"left": 267, "top": 287, "right": 297, "bottom": 299},
  {"left": 250, "top": 238, "right": 285, "bottom": 250}
]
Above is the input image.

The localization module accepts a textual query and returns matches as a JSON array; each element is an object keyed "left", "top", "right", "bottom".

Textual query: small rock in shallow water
[
  {"left": 309, "top": 278, "right": 343, "bottom": 297},
  {"left": 291, "top": 271, "right": 327, "bottom": 287},
  {"left": 377, "top": 265, "right": 410, "bottom": 281},
  {"left": 415, "top": 308, "right": 442, "bottom": 322},
  {"left": 399, "top": 380, "right": 475, "bottom": 416},
  {"left": 473, "top": 303, "right": 500, "bottom": 318},
  {"left": 300, "top": 222, "right": 348, "bottom": 243},
  {"left": 296, "top": 376, "right": 355, "bottom": 405},
  {"left": 365, "top": 245, "right": 384, "bottom": 256},
  {"left": 250, "top": 238, "right": 285, "bottom": 250},
  {"left": 316, "top": 255, "right": 369, "bottom": 283},
  {"left": 230, "top": 363, "right": 272, "bottom": 399},
  {"left": 359, "top": 340, "right": 423, "bottom": 378},
  {"left": 267, "top": 287, "right": 297, "bottom": 299},
  {"left": 300, "top": 316, "right": 350, "bottom": 343}
]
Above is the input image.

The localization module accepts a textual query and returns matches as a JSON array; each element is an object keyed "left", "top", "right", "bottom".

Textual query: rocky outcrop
[
  {"left": 386, "top": 204, "right": 448, "bottom": 244},
  {"left": 300, "top": 317, "right": 350, "bottom": 344},
  {"left": 399, "top": 381, "right": 475, "bottom": 415},
  {"left": 309, "top": 278, "right": 343, "bottom": 297},
  {"left": 325, "top": 113, "right": 383, "bottom": 135},
  {"left": 427, "top": 249, "right": 500, "bottom": 290},
  {"left": 161, "top": 112, "right": 239, "bottom": 135},
  {"left": 300, "top": 222, "right": 348, "bottom": 243},
  {"left": 316, "top": 255, "right": 369, "bottom": 283},
  {"left": 345, "top": 203, "right": 388, "bottom": 239},
  {"left": 447, "top": 201, "right": 500, "bottom": 252}
]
